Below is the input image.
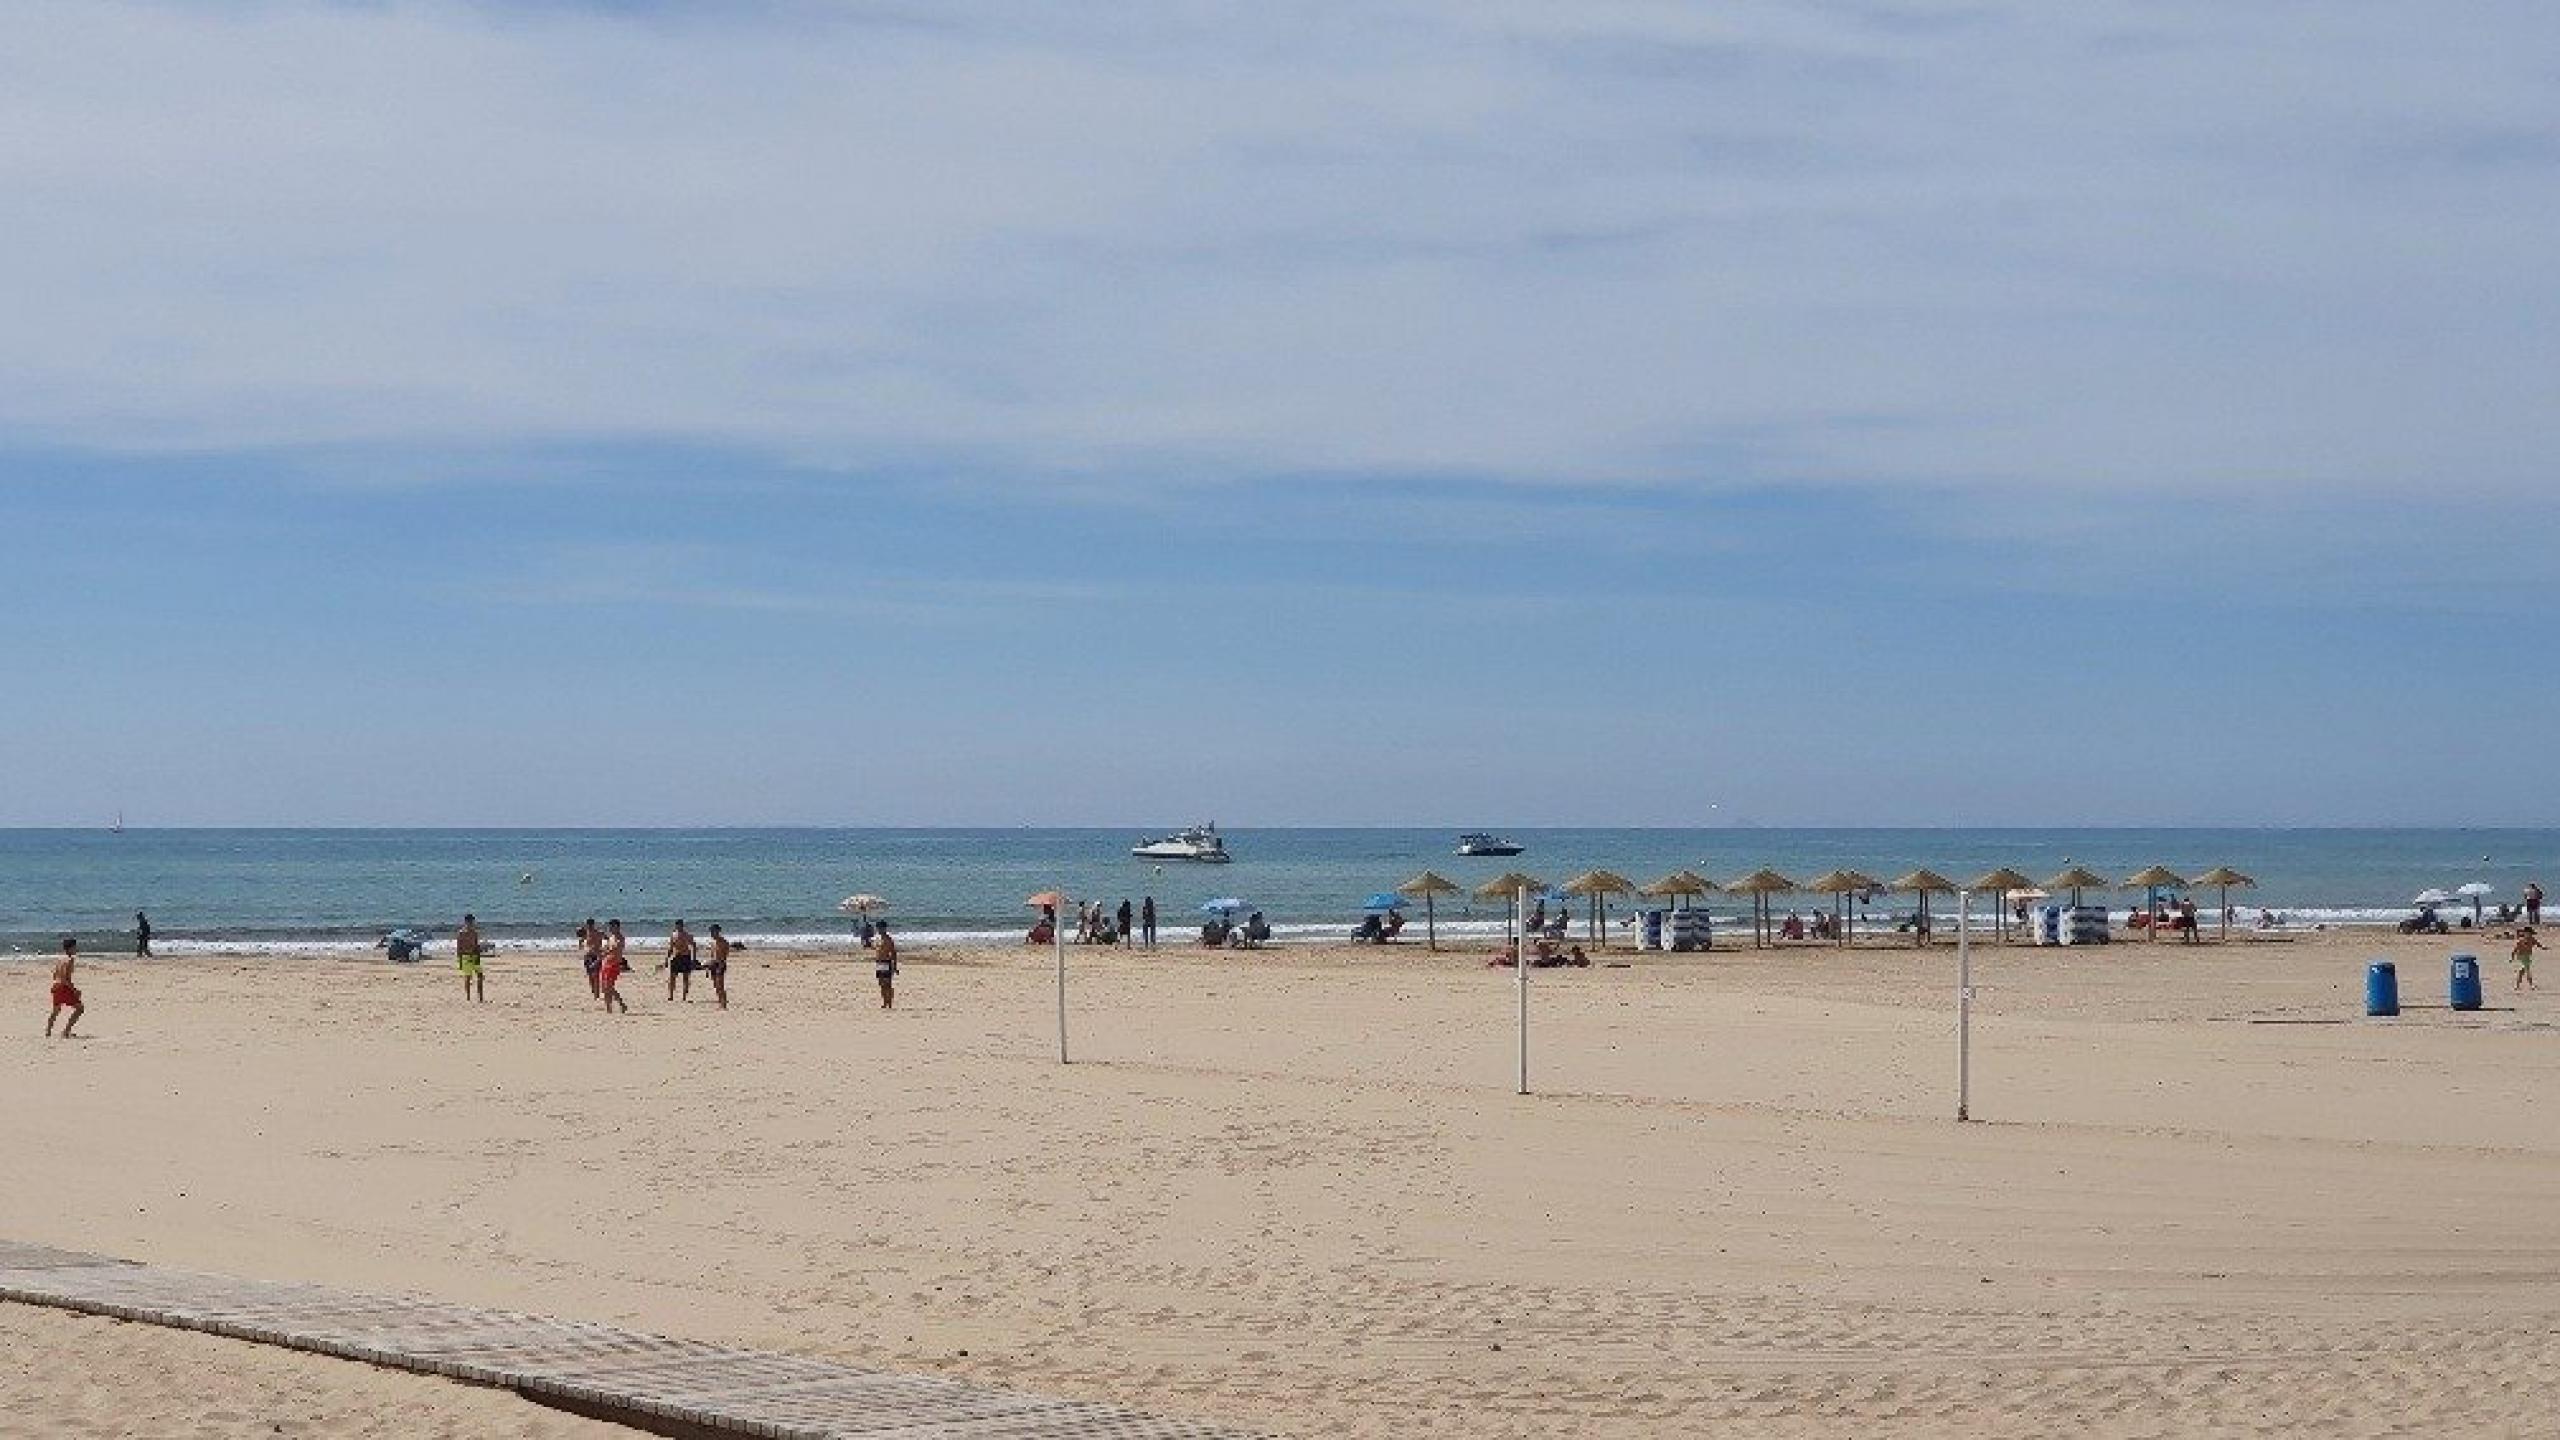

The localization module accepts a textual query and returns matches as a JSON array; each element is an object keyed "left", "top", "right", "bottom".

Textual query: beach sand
[{"left": 4, "top": 927, "right": 2556, "bottom": 1436}]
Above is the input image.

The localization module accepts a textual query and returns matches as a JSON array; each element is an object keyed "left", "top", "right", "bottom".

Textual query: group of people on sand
[{"left": 454, "top": 913, "right": 755, "bottom": 1014}]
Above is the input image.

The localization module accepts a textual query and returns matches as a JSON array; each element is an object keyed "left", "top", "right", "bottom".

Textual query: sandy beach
[{"left": 6, "top": 928, "right": 2557, "bottom": 1436}]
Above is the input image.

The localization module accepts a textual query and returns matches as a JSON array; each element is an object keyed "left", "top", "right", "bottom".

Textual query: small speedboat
[
  {"left": 1133, "top": 823, "right": 1232, "bottom": 864},
  {"left": 1456, "top": 832, "right": 1525, "bottom": 857}
]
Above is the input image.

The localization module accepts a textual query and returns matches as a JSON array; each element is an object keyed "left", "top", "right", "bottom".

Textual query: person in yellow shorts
[
  {"left": 456, "top": 913, "right": 487, "bottom": 1003},
  {"left": 2514, "top": 927, "right": 2541, "bottom": 993}
]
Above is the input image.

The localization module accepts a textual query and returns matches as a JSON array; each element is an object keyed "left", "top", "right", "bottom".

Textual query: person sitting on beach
[
  {"left": 666, "top": 919, "right": 698, "bottom": 1002},
  {"left": 599, "top": 919, "right": 630, "bottom": 1014},
  {"left": 706, "top": 923, "right": 731, "bottom": 1010},
  {"left": 873, "top": 923, "right": 898, "bottom": 1009},
  {"left": 1354, "top": 913, "right": 1384, "bottom": 943},
  {"left": 1381, "top": 911, "right": 1405, "bottom": 941},
  {"left": 1487, "top": 938, "right": 1520, "bottom": 968},
  {"left": 1244, "top": 912, "right": 1271, "bottom": 947},
  {"left": 45, "top": 937, "right": 83, "bottom": 1039},
  {"left": 1200, "top": 918, "right": 1228, "bottom": 947},
  {"left": 456, "top": 913, "right": 487, "bottom": 1003},
  {"left": 1780, "top": 912, "right": 1805, "bottom": 942},
  {"left": 2514, "top": 927, "right": 2541, "bottom": 992},
  {"left": 1567, "top": 944, "right": 1590, "bottom": 968},
  {"left": 1027, "top": 918, "right": 1054, "bottom": 945}
]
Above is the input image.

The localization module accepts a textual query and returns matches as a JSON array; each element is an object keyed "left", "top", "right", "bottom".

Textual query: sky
[{"left": 3, "top": 0, "right": 2555, "bottom": 827}]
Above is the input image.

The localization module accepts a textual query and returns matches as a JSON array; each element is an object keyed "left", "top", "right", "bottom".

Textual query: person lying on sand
[{"left": 46, "top": 937, "right": 83, "bottom": 1038}]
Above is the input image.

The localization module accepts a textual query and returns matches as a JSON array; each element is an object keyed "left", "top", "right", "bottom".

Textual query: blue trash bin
[
  {"left": 2365, "top": 960, "right": 2399, "bottom": 1017},
  {"left": 2449, "top": 955, "right": 2482, "bottom": 1011}
]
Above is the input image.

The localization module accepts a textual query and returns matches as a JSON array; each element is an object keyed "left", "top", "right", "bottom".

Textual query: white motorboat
[
  {"left": 1133, "top": 823, "right": 1232, "bottom": 864},
  {"left": 1456, "top": 832, "right": 1525, "bottom": 857}
]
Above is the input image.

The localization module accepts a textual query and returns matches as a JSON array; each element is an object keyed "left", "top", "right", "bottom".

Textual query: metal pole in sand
[
  {"left": 1055, "top": 892, "right": 1069, "bottom": 1065},
  {"left": 1956, "top": 887, "right": 1973, "bottom": 1122},
  {"left": 1516, "top": 883, "right": 1530, "bottom": 1095}
]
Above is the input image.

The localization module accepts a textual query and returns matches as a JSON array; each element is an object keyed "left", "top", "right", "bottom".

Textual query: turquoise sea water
[{"left": 2, "top": 828, "right": 2553, "bottom": 957}]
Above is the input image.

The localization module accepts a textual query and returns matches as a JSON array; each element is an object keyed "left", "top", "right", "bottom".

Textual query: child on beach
[
  {"left": 2515, "top": 927, "right": 2541, "bottom": 992},
  {"left": 578, "top": 919, "right": 602, "bottom": 998},
  {"left": 456, "top": 914, "right": 487, "bottom": 1003},
  {"left": 873, "top": 924, "right": 897, "bottom": 1009},
  {"left": 45, "top": 937, "right": 83, "bottom": 1038},
  {"left": 600, "top": 919, "right": 629, "bottom": 1014},
  {"left": 706, "top": 924, "right": 731, "bottom": 1010}
]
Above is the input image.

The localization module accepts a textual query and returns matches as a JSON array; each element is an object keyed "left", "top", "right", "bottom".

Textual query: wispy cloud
[{"left": 2, "top": 1, "right": 2554, "bottom": 504}]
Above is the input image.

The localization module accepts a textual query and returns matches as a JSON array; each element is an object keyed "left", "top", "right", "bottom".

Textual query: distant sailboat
[{"left": 110, "top": 811, "right": 124, "bottom": 834}]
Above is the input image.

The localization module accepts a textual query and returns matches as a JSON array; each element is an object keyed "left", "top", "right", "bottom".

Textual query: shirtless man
[
  {"left": 599, "top": 919, "right": 629, "bottom": 1014},
  {"left": 665, "top": 919, "right": 698, "bottom": 1002},
  {"left": 577, "top": 919, "right": 602, "bottom": 998},
  {"left": 706, "top": 923, "right": 732, "bottom": 1010},
  {"left": 873, "top": 924, "right": 898, "bottom": 1009},
  {"left": 46, "top": 937, "right": 83, "bottom": 1038},
  {"left": 456, "top": 913, "right": 487, "bottom": 1003}
]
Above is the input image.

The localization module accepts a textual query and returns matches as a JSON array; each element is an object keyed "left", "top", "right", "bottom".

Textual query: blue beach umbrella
[
  {"left": 1200, "top": 897, "right": 1246, "bottom": 916},
  {"left": 1363, "top": 893, "right": 1406, "bottom": 912}
]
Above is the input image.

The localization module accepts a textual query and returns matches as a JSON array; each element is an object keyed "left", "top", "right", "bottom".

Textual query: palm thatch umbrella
[
  {"left": 1892, "top": 869, "right": 1958, "bottom": 945},
  {"left": 1727, "top": 869, "right": 1801, "bottom": 949},
  {"left": 2044, "top": 865, "right": 2112, "bottom": 908},
  {"left": 2122, "top": 866, "right": 2190, "bottom": 942},
  {"left": 1473, "top": 872, "right": 1547, "bottom": 948},
  {"left": 1639, "top": 870, "right": 1717, "bottom": 904},
  {"left": 1805, "top": 869, "right": 1880, "bottom": 947},
  {"left": 1397, "top": 870, "right": 1462, "bottom": 950},
  {"left": 1967, "top": 868, "right": 2037, "bottom": 943},
  {"left": 2190, "top": 866, "right": 2256, "bottom": 942},
  {"left": 1562, "top": 870, "right": 1638, "bottom": 947}
]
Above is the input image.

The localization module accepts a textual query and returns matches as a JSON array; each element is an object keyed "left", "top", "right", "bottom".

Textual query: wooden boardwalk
[{"left": 0, "top": 1240, "right": 1261, "bottom": 1439}]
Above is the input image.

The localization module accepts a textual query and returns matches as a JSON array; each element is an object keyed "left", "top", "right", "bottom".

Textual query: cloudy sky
[{"left": 4, "top": 0, "right": 2554, "bottom": 826}]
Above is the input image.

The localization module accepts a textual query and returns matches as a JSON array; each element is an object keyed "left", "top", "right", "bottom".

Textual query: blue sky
[{"left": 3, "top": 1, "right": 2555, "bottom": 826}]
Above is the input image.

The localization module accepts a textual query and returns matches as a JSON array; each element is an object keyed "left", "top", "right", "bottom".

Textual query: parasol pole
[{"left": 1055, "top": 889, "right": 1069, "bottom": 1064}]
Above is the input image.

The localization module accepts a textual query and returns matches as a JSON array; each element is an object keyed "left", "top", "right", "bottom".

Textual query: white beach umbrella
[
  {"left": 2456, "top": 881, "right": 2494, "bottom": 923},
  {"left": 2414, "top": 888, "right": 2454, "bottom": 907},
  {"left": 838, "top": 894, "right": 887, "bottom": 914}
]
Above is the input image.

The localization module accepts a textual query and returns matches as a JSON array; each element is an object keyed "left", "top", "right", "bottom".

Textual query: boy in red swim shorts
[{"left": 46, "top": 936, "right": 83, "bottom": 1038}]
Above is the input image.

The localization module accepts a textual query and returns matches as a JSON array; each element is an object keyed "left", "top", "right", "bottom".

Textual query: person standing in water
[
  {"left": 873, "top": 923, "right": 898, "bottom": 1009},
  {"left": 134, "top": 912, "right": 152, "bottom": 958},
  {"left": 456, "top": 914, "right": 487, "bottom": 1003},
  {"left": 2527, "top": 882, "right": 2544, "bottom": 928},
  {"left": 599, "top": 919, "right": 629, "bottom": 1013},
  {"left": 665, "top": 919, "right": 698, "bottom": 1002},
  {"left": 46, "top": 937, "right": 83, "bottom": 1038},
  {"left": 706, "top": 924, "right": 732, "bottom": 1010}
]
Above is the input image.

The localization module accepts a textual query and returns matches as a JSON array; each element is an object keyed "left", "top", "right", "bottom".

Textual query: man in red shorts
[{"left": 46, "top": 936, "right": 83, "bottom": 1038}]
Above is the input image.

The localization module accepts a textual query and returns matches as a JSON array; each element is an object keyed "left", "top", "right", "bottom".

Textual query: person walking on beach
[
  {"left": 706, "top": 924, "right": 731, "bottom": 1010},
  {"left": 1141, "top": 895, "right": 1157, "bottom": 949},
  {"left": 599, "top": 919, "right": 630, "bottom": 1014},
  {"left": 2515, "top": 926, "right": 2542, "bottom": 992},
  {"left": 873, "top": 923, "right": 898, "bottom": 1009},
  {"left": 45, "top": 937, "right": 83, "bottom": 1038},
  {"left": 665, "top": 919, "right": 699, "bottom": 1002},
  {"left": 577, "top": 919, "right": 602, "bottom": 998},
  {"left": 134, "top": 911, "right": 151, "bottom": 958},
  {"left": 456, "top": 914, "right": 487, "bottom": 1003},
  {"left": 2527, "top": 882, "right": 2544, "bottom": 928},
  {"left": 1117, "top": 898, "right": 1133, "bottom": 948}
]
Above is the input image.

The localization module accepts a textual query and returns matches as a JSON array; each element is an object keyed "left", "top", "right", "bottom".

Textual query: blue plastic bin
[
  {"left": 2449, "top": 955, "right": 2482, "bottom": 1011},
  {"left": 2365, "top": 960, "right": 2399, "bottom": 1017}
]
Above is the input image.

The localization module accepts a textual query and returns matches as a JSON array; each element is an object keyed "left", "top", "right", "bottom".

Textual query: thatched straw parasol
[
  {"left": 1563, "top": 870, "right": 1638, "bottom": 946},
  {"left": 2190, "top": 865, "right": 2256, "bottom": 942},
  {"left": 1397, "top": 870, "right": 1462, "bottom": 950},
  {"left": 1473, "top": 872, "right": 1547, "bottom": 948},
  {"left": 1967, "top": 867, "right": 2037, "bottom": 943},
  {"left": 1805, "top": 869, "right": 1880, "bottom": 947},
  {"left": 2122, "top": 866, "right": 2191, "bottom": 943},
  {"left": 1640, "top": 870, "right": 1717, "bottom": 903},
  {"left": 1728, "top": 869, "right": 1801, "bottom": 949},
  {"left": 2044, "top": 865, "right": 2111, "bottom": 907},
  {"left": 1891, "top": 869, "right": 1958, "bottom": 945}
]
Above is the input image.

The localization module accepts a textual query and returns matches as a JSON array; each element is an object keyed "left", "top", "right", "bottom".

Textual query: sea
[{"left": 2, "top": 828, "right": 2552, "bottom": 959}]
